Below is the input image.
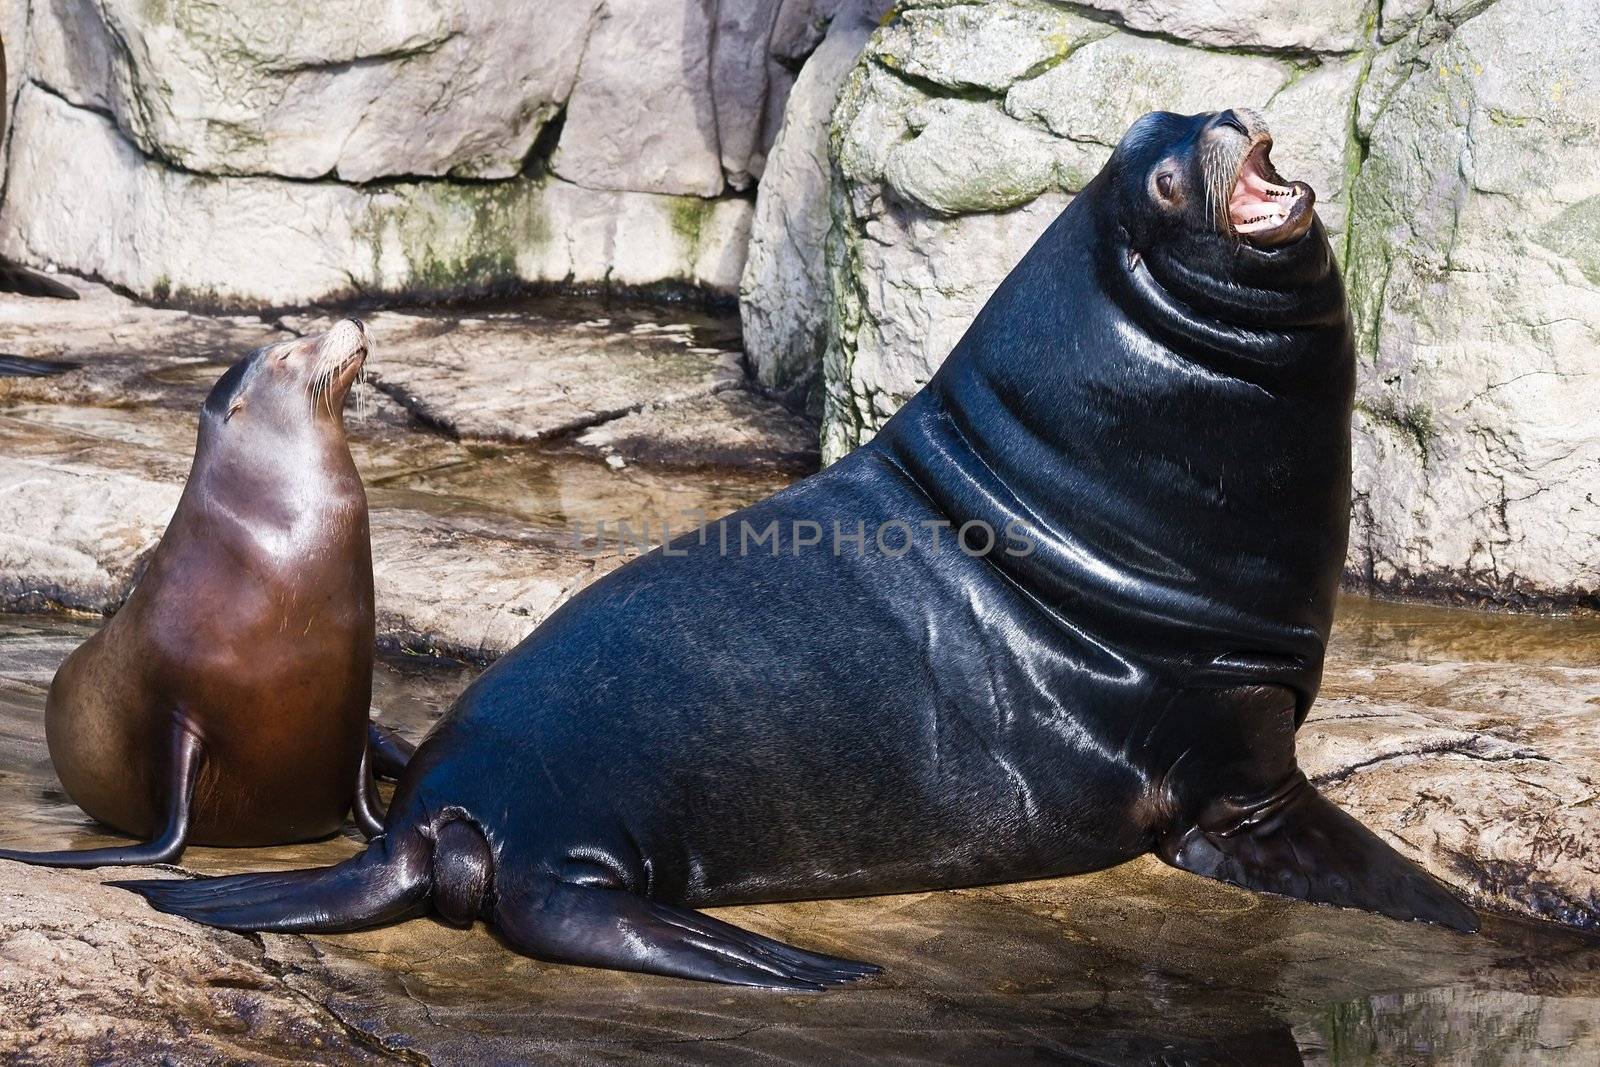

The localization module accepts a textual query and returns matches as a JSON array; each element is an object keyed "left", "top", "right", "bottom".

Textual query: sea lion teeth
[
  {"left": 112, "top": 109, "right": 1476, "bottom": 987},
  {"left": 1225, "top": 135, "right": 1313, "bottom": 242}
]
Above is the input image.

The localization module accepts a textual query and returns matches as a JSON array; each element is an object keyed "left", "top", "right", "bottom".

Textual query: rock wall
[
  {"left": 3, "top": 0, "right": 1596, "bottom": 606},
  {"left": 804, "top": 0, "right": 1599, "bottom": 609},
  {"left": 0, "top": 0, "right": 850, "bottom": 305}
]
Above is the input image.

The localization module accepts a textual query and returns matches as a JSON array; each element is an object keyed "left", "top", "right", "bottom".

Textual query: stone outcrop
[
  {"left": 0, "top": 862, "right": 404, "bottom": 1064},
  {"left": 0, "top": 0, "right": 854, "bottom": 304},
  {"left": 1344, "top": 0, "right": 1600, "bottom": 609},
  {"left": 802, "top": 0, "right": 1598, "bottom": 609},
  {"left": 0, "top": 81, "right": 753, "bottom": 306},
  {"left": 739, "top": 0, "right": 892, "bottom": 410},
  {"left": 28, "top": 0, "right": 593, "bottom": 183},
  {"left": 332, "top": 309, "right": 744, "bottom": 444},
  {"left": 4, "top": 0, "right": 1597, "bottom": 604}
]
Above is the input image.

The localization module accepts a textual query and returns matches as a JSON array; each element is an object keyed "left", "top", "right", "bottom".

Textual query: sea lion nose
[{"left": 1212, "top": 110, "right": 1250, "bottom": 136}]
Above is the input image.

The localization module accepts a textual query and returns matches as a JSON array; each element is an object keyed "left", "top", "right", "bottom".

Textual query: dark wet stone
[{"left": 573, "top": 388, "right": 820, "bottom": 472}]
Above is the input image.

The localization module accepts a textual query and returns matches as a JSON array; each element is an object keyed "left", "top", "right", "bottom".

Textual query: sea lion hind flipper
[
  {"left": 493, "top": 881, "right": 882, "bottom": 991},
  {"left": 1157, "top": 771, "right": 1479, "bottom": 932},
  {"left": 110, "top": 834, "right": 431, "bottom": 932},
  {"left": 367, "top": 721, "right": 415, "bottom": 780},
  {"left": 0, "top": 726, "right": 202, "bottom": 869}
]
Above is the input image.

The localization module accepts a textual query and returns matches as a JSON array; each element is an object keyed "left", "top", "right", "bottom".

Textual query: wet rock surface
[
  {"left": 2, "top": 614, "right": 1599, "bottom": 1064},
  {"left": 0, "top": 861, "right": 402, "bottom": 1065},
  {"left": 1312, "top": 601, "right": 1600, "bottom": 933}
]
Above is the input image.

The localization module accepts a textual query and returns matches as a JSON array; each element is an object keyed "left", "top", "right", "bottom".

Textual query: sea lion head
[
  {"left": 1092, "top": 109, "right": 1347, "bottom": 359},
  {"left": 913, "top": 107, "right": 1355, "bottom": 701},
  {"left": 1107, "top": 105, "right": 1344, "bottom": 308},
  {"left": 190, "top": 319, "right": 371, "bottom": 513},
  {"left": 201, "top": 318, "right": 370, "bottom": 440},
  {"left": 1109, "top": 108, "right": 1316, "bottom": 256}
]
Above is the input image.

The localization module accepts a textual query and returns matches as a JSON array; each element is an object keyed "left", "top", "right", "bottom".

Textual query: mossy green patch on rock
[
  {"left": 821, "top": 62, "right": 878, "bottom": 463},
  {"left": 356, "top": 178, "right": 548, "bottom": 296},
  {"left": 668, "top": 196, "right": 713, "bottom": 258},
  {"left": 1357, "top": 396, "right": 1438, "bottom": 463}
]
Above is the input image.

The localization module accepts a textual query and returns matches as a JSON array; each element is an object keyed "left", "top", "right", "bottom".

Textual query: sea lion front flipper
[
  {"left": 1157, "top": 770, "right": 1479, "bottom": 933},
  {"left": 0, "top": 260, "right": 79, "bottom": 300},
  {"left": 0, "top": 726, "right": 202, "bottom": 869},
  {"left": 351, "top": 745, "right": 386, "bottom": 838},
  {"left": 493, "top": 881, "right": 881, "bottom": 991},
  {"left": 367, "top": 721, "right": 415, "bottom": 780}
]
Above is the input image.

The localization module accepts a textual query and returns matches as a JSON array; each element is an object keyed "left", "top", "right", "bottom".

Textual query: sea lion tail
[
  {"left": 109, "top": 831, "right": 432, "bottom": 933},
  {"left": 1158, "top": 770, "right": 1480, "bottom": 933}
]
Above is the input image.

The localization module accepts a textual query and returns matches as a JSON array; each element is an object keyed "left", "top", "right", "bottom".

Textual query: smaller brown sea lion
[{"left": 0, "top": 319, "right": 391, "bottom": 867}]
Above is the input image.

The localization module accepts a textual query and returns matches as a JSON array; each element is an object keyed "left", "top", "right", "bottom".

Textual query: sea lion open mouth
[{"left": 1228, "top": 138, "right": 1314, "bottom": 247}]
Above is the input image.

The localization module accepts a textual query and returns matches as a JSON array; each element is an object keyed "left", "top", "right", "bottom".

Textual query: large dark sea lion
[
  {"left": 0, "top": 319, "right": 395, "bottom": 867},
  {"left": 118, "top": 110, "right": 1476, "bottom": 988}
]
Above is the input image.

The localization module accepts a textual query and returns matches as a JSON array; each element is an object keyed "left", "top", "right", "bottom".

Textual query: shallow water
[{"left": 1, "top": 601, "right": 1596, "bottom": 1064}]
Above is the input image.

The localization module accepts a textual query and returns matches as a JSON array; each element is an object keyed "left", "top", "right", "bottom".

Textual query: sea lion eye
[
  {"left": 226, "top": 400, "right": 244, "bottom": 422},
  {"left": 1156, "top": 172, "right": 1175, "bottom": 199}
]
